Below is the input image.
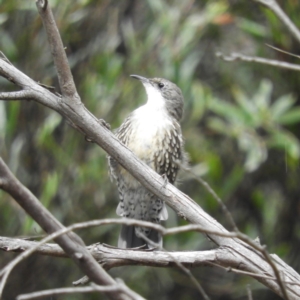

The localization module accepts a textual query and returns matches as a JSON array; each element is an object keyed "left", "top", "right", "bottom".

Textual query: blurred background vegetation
[{"left": 0, "top": 0, "right": 300, "bottom": 299}]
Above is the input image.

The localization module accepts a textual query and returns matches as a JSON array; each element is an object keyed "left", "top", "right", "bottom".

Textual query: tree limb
[{"left": 1, "top": 236, "right": 300, "bottom": 290}]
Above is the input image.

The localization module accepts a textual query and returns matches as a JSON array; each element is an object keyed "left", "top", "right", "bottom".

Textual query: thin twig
[
  {"left": 181, "top": 164, "right": 238, "bottom": 231},
  {"left": 180, "top": 164, "right": 291, "bottom": 300},
  {"left": 136, "top": 233, "right": 210, "bottom": 300},
  {"left": 266, "top": 44, "right": 300, "bottom": 59},
  {"left": 233, "top": 232, "right": 290, "bottom": 300},
  {"left": 253, "top": 0, "right": 300, "bottom": 44},
  {"left": 208, "top": 261, "right": 299, "bottom": 286},
  {"left": 17, "top": 285, "right": 121, "bottom": 300},
  {"left": 246, "top": 284, "right": 253, "bottom": 300},
  {"left": 216, "top": 52, "right": 300, "bottom": 71},
  {"left": 0, "top": 51, "right": 12, "bottom": 65},
  {"left": 17, "top": 282, "right": 145, "bottom": 300}
]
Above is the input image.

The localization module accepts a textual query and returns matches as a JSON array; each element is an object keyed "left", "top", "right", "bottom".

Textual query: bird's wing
[{"left": 154, "top": 122, "right": 184, "bottom": 184}]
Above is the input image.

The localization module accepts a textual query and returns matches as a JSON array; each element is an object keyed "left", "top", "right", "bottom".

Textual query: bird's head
[{"left": 131, "top": 74, "right": 184, "bottom": 121}]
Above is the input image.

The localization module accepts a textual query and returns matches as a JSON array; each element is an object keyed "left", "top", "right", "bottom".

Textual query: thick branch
[
  {"left": 2, "top": 236, "right": 300, "bottom": 291},
  {"left": 0, "top": 236, "right": 218, "bottom": 268}
]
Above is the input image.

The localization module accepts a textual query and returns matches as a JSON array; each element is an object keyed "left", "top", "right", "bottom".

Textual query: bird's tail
[{"left": 118, "top": 225, "right": 162, "bottom": 249}]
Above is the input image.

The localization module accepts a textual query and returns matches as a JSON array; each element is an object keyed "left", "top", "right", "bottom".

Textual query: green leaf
[
  {"left": 236, "top": 17, "right": 268, "bottom": 38},
  {"left": 269, "top": 130, "right": 300, "bottom": 159},
  {"left": 253, "top": 79, "right": 273, "bottom": 111},
  {"left": 277, "top": 107, "right": 300, "bottom": 125},
  {"left": 237, "top": 133, "right": 267, "bottom": 172},
  {"left": 209, "top": 99, "right": 247, "bottom": 124},
  {"left": 207, "top": 117, "right": 230, "bottom": 135},
  {"left": 271, "top": 94, "right": 295, "bottom": 119},
  {"left": 232, "top": 86, "right": 257, "bottom": 125},
  {"left": 36, "top": 112, "right": 62, "bottom": 146},
  {"left": 41, "top": 172, "right": 59, "bottom": 208},
  {"left": 189, "top": 82, "right": 208, "bottom": 122}
]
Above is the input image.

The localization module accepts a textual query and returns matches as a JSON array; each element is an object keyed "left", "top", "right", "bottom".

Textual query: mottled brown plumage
[{"left": 109, "top": 75, "right": 185, "bottom": 248}]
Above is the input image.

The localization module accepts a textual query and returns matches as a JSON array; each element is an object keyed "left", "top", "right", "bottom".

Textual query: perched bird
[{"left": 109, "top": 75, "right": 185, "bottom": 248}]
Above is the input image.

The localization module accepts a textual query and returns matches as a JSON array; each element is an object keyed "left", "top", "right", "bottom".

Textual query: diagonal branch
[{"left": 254, "top": 0, "right": 300, "bottom": 44}]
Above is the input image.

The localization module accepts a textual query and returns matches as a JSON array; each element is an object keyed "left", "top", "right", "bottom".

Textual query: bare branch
[
  {"left": 0, "top": 235, "right": 218, "bottom": 268},
  {"left": 0, "top": 51, "right": 12, "bottom": 65},
  {"left": 254, "top": 0, "right": 300, "bottom": 44},
  {"left": 0, "top": 90, "right": 36, "bottom": 101},
  {"left": 17, "top": 281, "right": 145, "bottom": 300},
  {"left": 0, "top": 59, "right": 60, "bottom": 111},
  {"left": 1, "top": 218, "right": 300, "bottom": 297},
  {"left": 17, "top": 285, "right": 123, "bottom": 300},
  {"left": 2, "top": 234, "right": 300, "bottom": 290},
  {"left": 0, "top": 237, "right": 65, "bottom": 258},
  {"left": 216, "top": 52, "right": 300, "bottom": 71},
  {"left": 36, "top": 0, "right": 79, "bottom": 100}
]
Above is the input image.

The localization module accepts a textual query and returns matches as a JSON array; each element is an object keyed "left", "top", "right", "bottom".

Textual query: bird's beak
[{"left": 130, "top": 74, "right": 149, "bottom": 83}]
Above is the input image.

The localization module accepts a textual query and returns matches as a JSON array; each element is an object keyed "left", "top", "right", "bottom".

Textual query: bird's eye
[{"left": 158, "top": 82, "right": 164, "bottom": 89}]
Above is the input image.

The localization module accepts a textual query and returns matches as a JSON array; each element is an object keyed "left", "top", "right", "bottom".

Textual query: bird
[{"left": 108, "top": 74, "right": 185, "bottom": 249}]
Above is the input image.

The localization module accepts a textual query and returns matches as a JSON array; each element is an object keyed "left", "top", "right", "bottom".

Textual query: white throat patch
[{"left": 143, "top": 82, "right": 165, "bottom": 110}]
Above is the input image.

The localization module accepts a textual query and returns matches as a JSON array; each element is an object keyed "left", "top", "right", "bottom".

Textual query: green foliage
[{"left": 208, "top": 79, "right": 300, "bottom": 171}]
